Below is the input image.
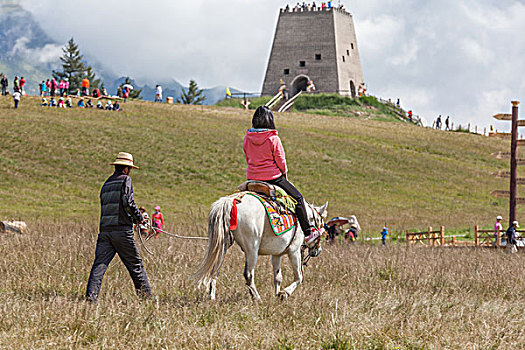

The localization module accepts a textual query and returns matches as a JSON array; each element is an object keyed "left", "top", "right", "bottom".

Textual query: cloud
[
  {"left": 17, "top": 0, "right": 525, "bottom": 128},
  {"left": 9, "top": 36, "right": 62, "bottom": 64}
]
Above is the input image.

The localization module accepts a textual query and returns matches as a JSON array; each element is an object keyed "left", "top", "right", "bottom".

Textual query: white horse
[{"left": 191, "top": 194, "right": 328, "bottom": 301}]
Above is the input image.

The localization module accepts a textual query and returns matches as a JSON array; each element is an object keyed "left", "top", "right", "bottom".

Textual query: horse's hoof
[{"left": 278, "top": 291, "right": 289, "bottom": 301}]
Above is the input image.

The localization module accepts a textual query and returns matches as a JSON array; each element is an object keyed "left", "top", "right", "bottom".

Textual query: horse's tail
[{"left": 190, "top": 196, "right": 234, "bottom": 287}]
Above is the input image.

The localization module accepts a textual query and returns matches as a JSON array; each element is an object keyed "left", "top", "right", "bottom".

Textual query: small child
[
  {"left": 77, "top": 98, "right": 85, "bottom": 108},
  {"left": 381, "top": 226, "right": 389, "bottom": 246},
  {"left": 138, "top": 206, "right": 152, "bottom": 236},
  {"left": 345, "top": 224, "right": 358, "bottom": 243},
  {"left": 41, "top": 97, "right": 48, "bottom": 107},
  {"left": 58, "top": 97, "right": 65, "bottom": 108},
  {"left": 113, "top": 101, "right": 120, "bottom": 111},
  {"left": 105, "top": 100, "right": 113, "bottom": 110},
  {"left": 97, "top": 101, "right": 104, "bottom": 109},
  {"left": 65, "top": 97, "right": 73, "bottom": 108},
  {"left": 13, "top": 91, "right": 21, "bottom": 108},
  {"left": 49, "top": 97, "right": 57, "bottom": 107},
  {"left": 152, "top": 205, "right": 165, "bottom": 238},
  {"left": 86, "top": 99, "right": 94, "bottom": 108}
]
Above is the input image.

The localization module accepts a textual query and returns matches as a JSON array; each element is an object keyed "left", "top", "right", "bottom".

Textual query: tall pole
[{"left": 509, "top": 101, "right": 520, "bottom": 224}]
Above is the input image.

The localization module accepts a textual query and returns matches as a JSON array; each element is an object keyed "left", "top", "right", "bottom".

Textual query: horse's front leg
[
  {"left": 243, "top": 250, "right": 262, "bottom": 301},
  {"left": 271, "top": 255, "right": 282, "bottom": 296},
  {"left": 280, "top": 249, "right": 303, "bottom": 300}
]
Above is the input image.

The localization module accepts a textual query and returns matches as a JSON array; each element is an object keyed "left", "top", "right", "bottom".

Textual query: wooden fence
[{"left": 406, "top": 226, "right": 509, "bottom": 248}]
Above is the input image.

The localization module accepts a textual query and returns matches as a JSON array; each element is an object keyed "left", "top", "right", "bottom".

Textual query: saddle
[{"left": 237, "top": 181, "right": 296, "bottom": 214}]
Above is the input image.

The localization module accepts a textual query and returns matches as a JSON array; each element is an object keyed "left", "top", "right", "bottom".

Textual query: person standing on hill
[
  {"left": 40, "top": 81, "right": 46, "bottom": 97},
  {"left": 50, "top": 78, "right": 57, "bottom": 97},
  {"left": 381, "top": 226, "right": 389, "bottom": 246},
  {"left": 13, "top": 76, "right": 19, "bottom": 93},
  {"left": 1, "top": 75, "right": 7, "bottom": 95},
  {"left": 19, "top": 77, "right": 26, "bottom": 95},
  {"left": 506, "top": 221, "right": 519, "bottom": 254},
  {"left": 45, "top": 79, "right": 51, "bottom": 96},
  {"left": 155, "top": 85, "right": 163, "bottom": 102},
  {"left": 445, "top": 116, "right": 450, "bottom": 131},
  {"left": 86, "top": 152, "right": 152, "bottom": 303},
  {"left": 82, "top": 78, "right": 90, "bottom": 96},
  {"left": 59, "top": 79, "right": 65, "bottom": 96},
  {"left": 243, "top": 106, "right": 323, "bottom": 247}
]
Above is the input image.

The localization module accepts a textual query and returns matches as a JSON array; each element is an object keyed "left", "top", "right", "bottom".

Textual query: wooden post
[
  {"left": 510, "top": 101, "right": 520, "bottom": 225},
  {"left": 452, "top": 236, "right": 456, "bottom": 247},
  {"left": 428, "top": 226, "right": 432, "bottom": 246},
  {"left": 474, "top": 225, "right": 479, "bottom": 246},
  {"left": 406, "top": 230, "right": 409, "bottom": 245},
  {"left": 440, "top": 226, "right": 445, "bottom": 245}
]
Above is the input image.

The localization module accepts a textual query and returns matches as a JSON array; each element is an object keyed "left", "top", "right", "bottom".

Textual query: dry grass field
[
  {"left": 1, "top": 222, "right": 524, "bottom": 349},
  {"left": 2, "top": 96, "right": 525, "bottom": 348}
]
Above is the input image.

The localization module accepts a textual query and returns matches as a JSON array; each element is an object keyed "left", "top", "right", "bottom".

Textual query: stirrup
[{"left": 304, "top": 228, "right": 321, "bottom": 248}]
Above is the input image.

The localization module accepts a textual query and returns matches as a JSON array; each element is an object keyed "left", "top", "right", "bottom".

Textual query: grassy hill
[
  {"left": 0, "top": 96, "right": 516, "bottom": 235},
  {"left": 217, "top": 94, "right": 411, "bottom": 123}
]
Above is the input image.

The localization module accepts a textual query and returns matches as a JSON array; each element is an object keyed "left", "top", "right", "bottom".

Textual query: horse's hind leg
[
  {"left": 271, "top": 255, "right": 283, "bottom": 296},
  {"left": 280, "top": 249, "right": 303, "bottom": 300},
  {"left": 209, "top": 279, "right": 217, "bottom": 300},
  {"left": 243, "top": 251, "right": 261, "bottom": 301}
]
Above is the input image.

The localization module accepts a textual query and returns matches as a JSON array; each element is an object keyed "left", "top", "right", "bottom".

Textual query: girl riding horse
[{"left": 243, "top": 106, "right": 322, "bottom": 247}]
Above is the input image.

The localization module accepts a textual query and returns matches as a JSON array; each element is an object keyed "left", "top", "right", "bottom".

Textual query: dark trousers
[
  {"left": 14, "top": 100, "right": 19, "bottom": 108},
  {"left": 86, "top": 230, "right": 151, "bottom": 302},
  {"left": 266, "top": 175, "right": 312, "bottom": 233}
]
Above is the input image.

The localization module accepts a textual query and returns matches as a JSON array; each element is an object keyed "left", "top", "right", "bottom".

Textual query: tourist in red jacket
[{"left": 242, "top": 106, "right": 322, "bottom": 247}]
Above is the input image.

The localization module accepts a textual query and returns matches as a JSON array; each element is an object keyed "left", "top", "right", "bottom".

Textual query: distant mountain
[
  {"left": 0, "top": 1, "right": 62, "bottom": 94},
  {"left": 0, "top": 1, "right": 241, "bottom": 104}
]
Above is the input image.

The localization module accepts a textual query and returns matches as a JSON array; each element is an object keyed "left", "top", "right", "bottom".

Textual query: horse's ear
[{"left": 317, "top": 201, "right": 328, "bottom": 219}]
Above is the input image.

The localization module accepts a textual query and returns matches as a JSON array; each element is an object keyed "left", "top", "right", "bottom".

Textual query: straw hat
[{"left": 110, "top": 152, "right": 139, "bottom": 169}]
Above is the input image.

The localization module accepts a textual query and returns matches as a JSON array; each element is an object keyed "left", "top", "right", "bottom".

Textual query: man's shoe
[{"left": 304, "top": 228, "right": 322, "bottom": 247}]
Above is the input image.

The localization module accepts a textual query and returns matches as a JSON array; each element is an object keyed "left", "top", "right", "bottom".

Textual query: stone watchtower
[{"left": 262, "top": 6, "right": 364, "bottom": 97}]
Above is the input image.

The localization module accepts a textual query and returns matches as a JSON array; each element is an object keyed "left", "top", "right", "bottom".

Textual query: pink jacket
[{"left": 243, "top": 129, "right": 288, "bottom": 181}]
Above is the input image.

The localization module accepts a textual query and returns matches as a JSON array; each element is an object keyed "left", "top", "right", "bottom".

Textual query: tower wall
[
  {"left": 333, "top": 10, "right": 364, "bottom": 96},
  {"left": 261, "top": 8, "right": 364, "bottom": 97}
]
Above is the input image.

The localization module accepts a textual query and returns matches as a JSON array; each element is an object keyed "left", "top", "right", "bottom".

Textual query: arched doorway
[
  {"left": 291, "top": 75, "right": 309, "bottom": 96},
  {"left": 350, "top": 80, "right": 356, "bottom": 98}
]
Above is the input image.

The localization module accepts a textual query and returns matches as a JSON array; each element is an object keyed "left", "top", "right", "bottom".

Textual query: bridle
[{"left": 301, "top": 203, "right": 326, "bottom": 265}]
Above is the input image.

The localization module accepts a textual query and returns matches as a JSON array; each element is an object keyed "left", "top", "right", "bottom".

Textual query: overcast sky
[{"left": 19, "top": 0, "right": 525, "bottom": 128}]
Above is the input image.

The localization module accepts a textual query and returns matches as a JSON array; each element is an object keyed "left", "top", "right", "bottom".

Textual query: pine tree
[
  {"left": 119, "top": 77, "right": 142, "bottom": 100},
  {"left": 178, "top": 80, "right": 206, "bottom": 105},
  {"left": 53, "top": 38, "right": 103, "bottom": 93}
]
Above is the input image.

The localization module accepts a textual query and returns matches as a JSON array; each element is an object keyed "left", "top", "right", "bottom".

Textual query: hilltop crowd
[{"left": 283, "top": 1, "right": 345, "bottom": 12}]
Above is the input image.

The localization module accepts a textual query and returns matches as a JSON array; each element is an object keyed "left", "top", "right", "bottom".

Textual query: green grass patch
[{"left": 0, "top": 96, "right": 515, "bottom": 235}]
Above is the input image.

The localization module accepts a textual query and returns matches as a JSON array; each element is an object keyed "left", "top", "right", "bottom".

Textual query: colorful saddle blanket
[{"left": 248, "top": 193, "right": 296, "bottom": 236}]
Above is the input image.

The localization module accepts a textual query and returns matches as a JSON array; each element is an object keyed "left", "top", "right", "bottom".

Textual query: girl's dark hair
[{"left": 252, "top": 106, "right": 276, "bottom": 129}]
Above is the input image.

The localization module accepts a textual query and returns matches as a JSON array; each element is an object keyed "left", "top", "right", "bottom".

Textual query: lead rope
[
  {"left": 135, "top": 224, "right": 155, "bottom": 256},
  {"left": 135, "top": 223, "right": 208, "bottom": 256}
]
